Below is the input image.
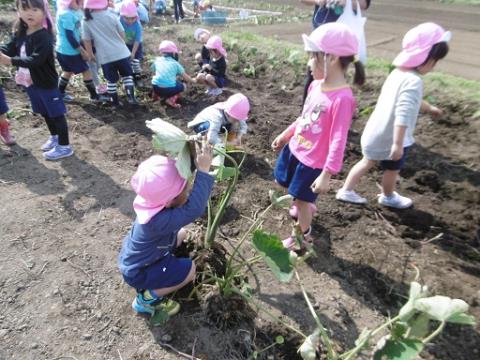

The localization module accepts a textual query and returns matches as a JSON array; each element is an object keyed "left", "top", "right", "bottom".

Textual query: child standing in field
[
  {"left": 187, "top": 93, "right": 250, "bottom": 145},
  {"left": 82, "top": 0, "right": 138, "bottom": 106},
  {"left": 196, "top": 35, "right": 227, "bottom": 97},
  {"left": 0, "top": 87, "right": 16, "bottom": 146},
  {"left": 56, "top": 0, "right": 105, "bottom": 102},
  {"left": 271, "top": 22, "right": 365, "bottom": 250},
  {"left": 336, "top": 22, "right": 450, "bottom": 209},
  {"left": 151, "top": 40, "right": 195, "bottom": 108},
  {"left": 194, "top": 28, "right": 210, "bottom": 70},
  {"left": 118, "top": 140, "right": 214, "bottom": 320},
  {"left": 119, "top": 0, "right": 144, "bottom": 87},
  {"left": 0, "top": 0, "right": 73, "bottom": 160}
]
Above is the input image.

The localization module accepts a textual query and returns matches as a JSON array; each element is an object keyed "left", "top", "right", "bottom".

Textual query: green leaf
[
  {"left": 445, "top": 313, "right": 476, "bottom": 326},
  {"left": 252, "top": 230, "right": 294, "bottom": 283},
  {"left": 269, "top": 190, "right": 293, "bottom": 209},
  {"left": 414, "top": 296, "right": 470, "bottom": 323},
  {"left": 175, "top": 145, "right": 193, "bottom": 180},
  {"left": 373, "top": 339, "right": 424, "bottom": 360},
  {"left": 275, "top": 335, "right": 285, "bottom": 345},
  {"left": 407, "top": 314, "right": 431, "bottom": 339},
  {"left": 391, "top": 322, "right": 408, "bottom": 340},
  {"left": 150, "top": 309, "right": 169, "bottom": 326},
  {"left": 253, "top": 351, "right": 258, "bottom": 359},
  {"left": 147, "top": 118, "right": 188, "bottom": 154},
  {"left": 216, "top": 166, "right": 237, "bottom": 181},
  {"left": 298, "top": 330, "right": 319, "bottom": 360}
]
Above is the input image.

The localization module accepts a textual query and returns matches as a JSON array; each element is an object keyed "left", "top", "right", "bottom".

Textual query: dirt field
[{"left": 1, "top": 4, "right": 479, "bottom": 360}]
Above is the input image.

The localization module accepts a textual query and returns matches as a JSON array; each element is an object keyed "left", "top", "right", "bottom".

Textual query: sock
[
  {"left": 107, "top": 82, "right": 119, "bottom": 104},
  {"left": 58, "top": 77, "right": 69, "bottom": 94},
  {"left": 51, "top": 116, "right": 70, "bottom": 146},
  {"left": 131, "top": 59, "right": 142, "bottom": 76},
  {"left": 122, "top": 76, "right": 135, "bottom": 92},
  {"left": 84, "top": 79, "right": 98, "bottom": 99},
  {"left": 143, "top": 289, "right": 162, "bottom": 301}
]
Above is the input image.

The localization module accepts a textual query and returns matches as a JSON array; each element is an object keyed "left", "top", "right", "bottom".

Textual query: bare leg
[
  {"left": 342, "top": 157, "right": 376, "bottom": 191},
  {"left": 81, "top": 69, "right": 93, "bottom": 81},
  {"left": 296, "top": 199, "right": 313, "bottom": 233},
  {"left": 151, "top": 262, "right": 196, "bottom": 297},
  {"left": 382, "top": 170, "right": 399, "bottom": 196},
  {"left": 176, "top": 228, "right": 187, "bottom": 247},
  {"left": 205, "top": 74, "right": 218, "bottom": 89}
]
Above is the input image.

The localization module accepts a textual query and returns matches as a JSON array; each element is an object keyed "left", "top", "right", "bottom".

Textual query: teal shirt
[
  {"left": 151, "top": 56, "right": 185, "bottom": 88},
  {"left": 120, "top": 17, "right": 143, "bottom": 45},
  {"left": 56, "top": 9, "right": 83, "bottom": 55}
]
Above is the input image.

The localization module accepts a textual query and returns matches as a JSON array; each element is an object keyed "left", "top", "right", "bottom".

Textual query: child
[
  {"left": 153, "top": 0, "right": 166, "bottom": 15},
  {"left": 336, "top": 22, "right": 450, "bottom": 209},
  {"left": 0, "top": 0, "right": 73, "bottom": 160},
  {"left": 196, "top": 35, "right": 227, "bottom": 96},
  {"left": 187, "top": 93, "right": 250, "bottom": 145},
  {"left": 118, "top": 141, "right": 214, "bottom": 319},
  {"left": 82, "top": 0, "right": 138, "bottom": 106},
  {"left": 172, "top": 0, "right": 184, "bottom": 23},
  {"left": 192, "top": 0, "right": 200, "bottom": 17},
  {"left": 151, "top": 40, "right": 194, "bottom": 108},
  {"left": 271, "top": 23, "right": 365, "bottom": 249},
  {"left": 119, "top": 0, "right": 144, "bottom": 87},
  {"left": 0, "top": 87, "right": 15, "bottom": 146},
  {"left": 56, "top": 0, "right": 104, "bottom": 102},
  {"left": 193, "top": 28, "right": 210, "bottom": 70}
]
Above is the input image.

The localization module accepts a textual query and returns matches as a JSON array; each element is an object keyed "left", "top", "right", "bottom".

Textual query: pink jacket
[{"left": 286, "top": 81, "right": 355, "bottom": 174}]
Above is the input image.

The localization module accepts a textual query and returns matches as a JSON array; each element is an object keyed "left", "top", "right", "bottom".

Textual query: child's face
[
  {"left": 199, "top": 32, "right": 210, "bottom": 44},
  {"left": 18, "top": 5, "right": 45, "bottom": 29},
  {"left": 209, "top": 49, "right": 220, "bottom": 58},
  {"left": 123, "top": 16, "right": 137, "bottom": 25},
  {"left": 70, "top": 0, "right": 81, "bottom": 10},
  {"left": 309, "top": 52, "right": 326, "bottom": 80}
]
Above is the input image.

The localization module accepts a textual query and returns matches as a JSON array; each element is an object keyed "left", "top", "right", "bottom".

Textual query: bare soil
[{"left": 1, "top": 8, "right": 479, "bottom": 360}]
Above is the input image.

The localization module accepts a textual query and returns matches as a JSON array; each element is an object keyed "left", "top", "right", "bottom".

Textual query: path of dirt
[{"left": 236, "top": 0, "right": 480, "bottom": 80}]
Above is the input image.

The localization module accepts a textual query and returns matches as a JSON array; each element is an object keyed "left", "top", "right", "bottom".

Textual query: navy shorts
[
  {"left": 123, "top": 255, "right": 193, "bottom": 291},
  {"left": 274, "top": 144, "right": 322, "bottom": 203},
  {"left": 192, "top": 121, "right": 231, "bottom": 134},
  {"left": 101, "top": 57, "right": 133, "bottom": 83},
  {"left": 56, "top": 52, "right": 89, "bottom": 74},
  {"left": 26, "top": 85, "right": 67, "bottom": 118},
  {"left": 380, "top": 146, "right": 410, "bottom": 171},
  {"left": 0, "top": 87, "right": 9, "bottom": 115},
  {"left": 152, "top": 82, "right": 185, "bottom": 98},
  {"left": 214, "top": 75, "right": 226, "bottom": 88},
  {"left": 127, "top": 43, "right": 144, "bottom": 60}
]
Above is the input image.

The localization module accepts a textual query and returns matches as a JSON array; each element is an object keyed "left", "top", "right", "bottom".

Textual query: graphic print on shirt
[{"left": 294, "top": 98, "right": 328, "bottom": 149}]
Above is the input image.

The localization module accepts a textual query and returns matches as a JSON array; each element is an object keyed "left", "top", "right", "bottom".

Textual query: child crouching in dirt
[
  {"left": 187, "top": 93, "right": 250, "bottom": 145},
  {"left": 0, "top": 87, "right": 15, "bottom": 146},
  {"left": 196, "top": 35, "right": 227, "bottom": 97},
  {"left": 151, "top": 40, "right": 195, "bottom": 108},
  {"left": 336, "top": 22, "right": 450, "bottom": 209},
  {"left": 194, "top": 28, "right": 210, "bottom": 69},
  {"left": 271, "top": 22, "right": 365, "bottom": 250},
  {"left": 119, "top": 139, "right": 214, "bottom": 320}
]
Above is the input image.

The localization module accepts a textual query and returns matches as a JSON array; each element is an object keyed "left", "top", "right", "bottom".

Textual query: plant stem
[
  {"left": 295, "top": 270, "right": 337, "bottom": 359},
  {"left": 422, "top": 321, "right": 445, "bottom": 344}
]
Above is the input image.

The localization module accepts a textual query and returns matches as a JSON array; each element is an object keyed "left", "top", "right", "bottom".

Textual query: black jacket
[{"left": 1, "top": 28, "right": 58, "bottom": 89}]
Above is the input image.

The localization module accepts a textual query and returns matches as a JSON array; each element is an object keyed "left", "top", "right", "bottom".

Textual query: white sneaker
[
  {"left": 210, "top": 88, "right": 223, "bottom": 96},
  {"left": 378, "top": 192, "right": 412, "bottom": 209},
  {"left": 43, "top": 145, "right": 74, "bottom": 161},
  {"left": 204, "top": 88, "right": 212, "bottom": 95},
  {"left": 336, "top": 189, "right": 367, "bottom": 204},
  {"left": 41, "top": 135, "right": 58, "bottom": 151}
]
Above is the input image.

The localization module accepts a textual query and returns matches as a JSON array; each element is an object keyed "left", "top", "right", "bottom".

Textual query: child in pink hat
[
  {"left": 271, "top": 22, "right": 366, "bottom": 250},
  {"left": 187, "top": 93, "right": 250, "bottom": 145},
  {"left": 119, "top": 141, "right": 214, "bottom": 320},
  {"left": 337, "top": 22, "right": 450, "bottom": 209},
  {"left": 195, "top": 35, "right": 227, "bottom": 96}
]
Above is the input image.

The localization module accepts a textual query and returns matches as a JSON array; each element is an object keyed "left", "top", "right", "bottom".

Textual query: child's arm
[
  {"left": 271, "top": 120, "right": 299, "bottom": 152},
  {"left": 82, "top": 39, "right": 95, "bottom": 61},
  {"left": 130, "top": 22, "right": 143, "bottom": 59},
  {"left": 182, "top": 73, "right": 195, "bottom": 84},
  {"left": 0, "top": 34, "right": 51, "bottom": 68},
  {"left": 130, "top": 41, "right": 140, "bottom": 59},
  {"left": 421, "top": 100, "right": 443, "bottom": 119},
  {"left": 390, "top": 125, "right": 406, "bottom": 161},
  {"left": 0, "top": 37, "right": 18, "bottom": 57}
]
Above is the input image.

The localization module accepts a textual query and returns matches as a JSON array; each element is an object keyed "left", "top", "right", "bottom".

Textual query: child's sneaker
[
  {"left": 205, "top": 87, "right": 213, "bottom": 95},
  {"left": 0, "top": 123, "right": 16, "bottom": 145},
  {"left": 132, "top": 290, "right": 180, "bottom": 316},
  {"left": 96, "top": 84, "right": 108, "bottom": 94},
  {"left": 377, "top": 192, "right": 413, "bottom": 209},
  {"left": 210, "top": 88, "right": 223, "bottom": 96},
  {"left": 40, "top": 135, "right": 58, "bottom": 151},
  {"left": 62, "top": 93, "right": 74, "bottom": 102},
  {"left": 336, "top": 189, "right": 367, "bottom": 205},
  {"left": 43, "top": 144, "right": 74, "bottom": 161},
  {"left": 282, "top": 226, "right": 312, "bottom": 251},
  {"left": 289, "top": 203, "right": 317, "bottom": 219}
]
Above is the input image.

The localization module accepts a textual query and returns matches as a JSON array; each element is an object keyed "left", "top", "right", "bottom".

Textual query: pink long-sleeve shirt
[{"left": 287, "top": 81, "right": 356, "bottom": 174}]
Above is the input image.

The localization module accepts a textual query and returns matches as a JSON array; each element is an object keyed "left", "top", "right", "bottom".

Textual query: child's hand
[
  {"left": 271, "top": 134, "right": 287, "bottom": 152},
  {"left": 389, "top": 143, "right": 404, "bottom": 161},
  {"left": 0, "top": 54, "right": 11, "bottom": 66},
  {"left": 429, "top": 105, "right": 443, "bottom": 119},
  {"left": 195, "top": 136, "right": 214, "bottom": 173},
  {"left": 202, "top": 64, "right": 211, "bottom": 70},
  {"left": 311, "top": 171, "right": 331, "bottom": 194}
]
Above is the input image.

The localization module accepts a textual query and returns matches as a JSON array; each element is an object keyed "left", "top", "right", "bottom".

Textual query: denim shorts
[
  {"left": 380, "top": 146, "right": 411, "bottom": 171},
  {"left": 25, "top": 85, "right": 67, "bottom": 118},
  {"left": 101, "top": 57, "right": 133, "bottom": 83},
  {"left": 214, "top": 75, "right": 226, "bottom": 88},
  {"left": 274, "top": 144, "right": 322, "bottom": 203},
  {"left": 0, "top": 87, "right": 9, "bottom": 115},
  {"left": 56, "top": 52, "right": 89, "bottom": 74},
  {"left": 192, "top": 121, "right": 231, "bottom": 134}
]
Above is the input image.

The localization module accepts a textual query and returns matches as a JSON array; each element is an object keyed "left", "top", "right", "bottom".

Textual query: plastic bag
[{"left": 336, "top": 0, "right": 367, "bottom": 64}]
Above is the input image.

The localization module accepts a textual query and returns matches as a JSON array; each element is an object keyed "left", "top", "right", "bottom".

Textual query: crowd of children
[{"left": 0, "top": 0, "right": 451, "bottom": 324}]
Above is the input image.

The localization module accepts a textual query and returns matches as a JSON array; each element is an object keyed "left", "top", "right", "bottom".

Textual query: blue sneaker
[
  {"left": 41, "top": 135, "right": 58, "bottom": 151},
  {"left": 62, "top": 93, "right": 74, "bottom": 102},
  {"left": 132, "top": 291, "right": 180, "bottom": 316},
  {"left": 43, "top": 145, "right": 74, "bottom": 161}
]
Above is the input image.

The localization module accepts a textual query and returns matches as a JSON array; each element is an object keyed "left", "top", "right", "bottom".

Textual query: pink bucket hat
[
  {"left": 131, "top": 156, "right": 187, "bottom": 224},
  {"left": 57, "top": 0, "right": 74, "bottom": 11},
  {"left": 219, "top": 93, "right": 250, "bottom": 121},
  {"left": 393, "top": 22, "right": 451, "bottom": 68},
  {"left": 120, "top": 0, "right": 137, "bottom": 17},
  {"left": 302, "top": 22, "right": 359, "bottom": 57},
  {"left": 206, "top": 36, "right": 227, "bottom": 57},
  {"left": 194, "top": 28, "right": 211, "bottom": 42},
  {"left": 159, "top": 40, "right": 179, "bottom": 54},
  {"left": 84, "top": 0, "right": 108, "bottom": 9}
]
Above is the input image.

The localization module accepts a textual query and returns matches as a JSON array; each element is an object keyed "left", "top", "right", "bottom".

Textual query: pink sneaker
[
  {"left": 0, "top": 122, "right": 16, "bottom": 145},
  {"left": 96, "top": 84, "right": 108, "bottom": 94},
  {"left": 282, "top": 226, "right": 312, "bottom": 251},
  {"left": 289, "top": 203, "right": 317, "bottom": 219}
]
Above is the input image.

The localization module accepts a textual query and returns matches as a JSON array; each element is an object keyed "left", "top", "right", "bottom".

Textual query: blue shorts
[
  {"left": 123, "top": 255, "right": 193, "bottom": 291},
  {"left": 127, "top": 43, "right": 144, "bottom": 60},
  {"left": 214, "top": 75, "right": 226, "bottom": 88},
  {"left": 0, "top": 87, "right": 9, "bottom": 115},
  {"left": 152, "top": 82, "right": 184, "bottom": 98},
  {"left": 192, "top": 121, "right": 231, "bottom": 134},
  {"left": 25, "top": 85, "right": 67, "bottom": 118},
  {"left": 56, "top": 52, "right": 89, "bottom": 74},
  {"left": 274, "top": 144, "right": 322, "bottom": 203},
  {"left": 101, "top": 57, "right": 133, "bottom": 83},
  {"left": 380, "top": 146, "right": 410, "bottom": 171}
]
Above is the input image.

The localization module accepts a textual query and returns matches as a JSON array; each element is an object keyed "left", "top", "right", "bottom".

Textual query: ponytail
[
  {"left": 340, "top": 55, "right": 366, "bottom": 86},
  {"left": 84, "top": 9, "right": 93, "bottom": 21}
]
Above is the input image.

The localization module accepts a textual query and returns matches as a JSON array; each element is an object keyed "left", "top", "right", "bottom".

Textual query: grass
[{"left": 437, "top": 0, "right": 480, "bottom": 5}]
